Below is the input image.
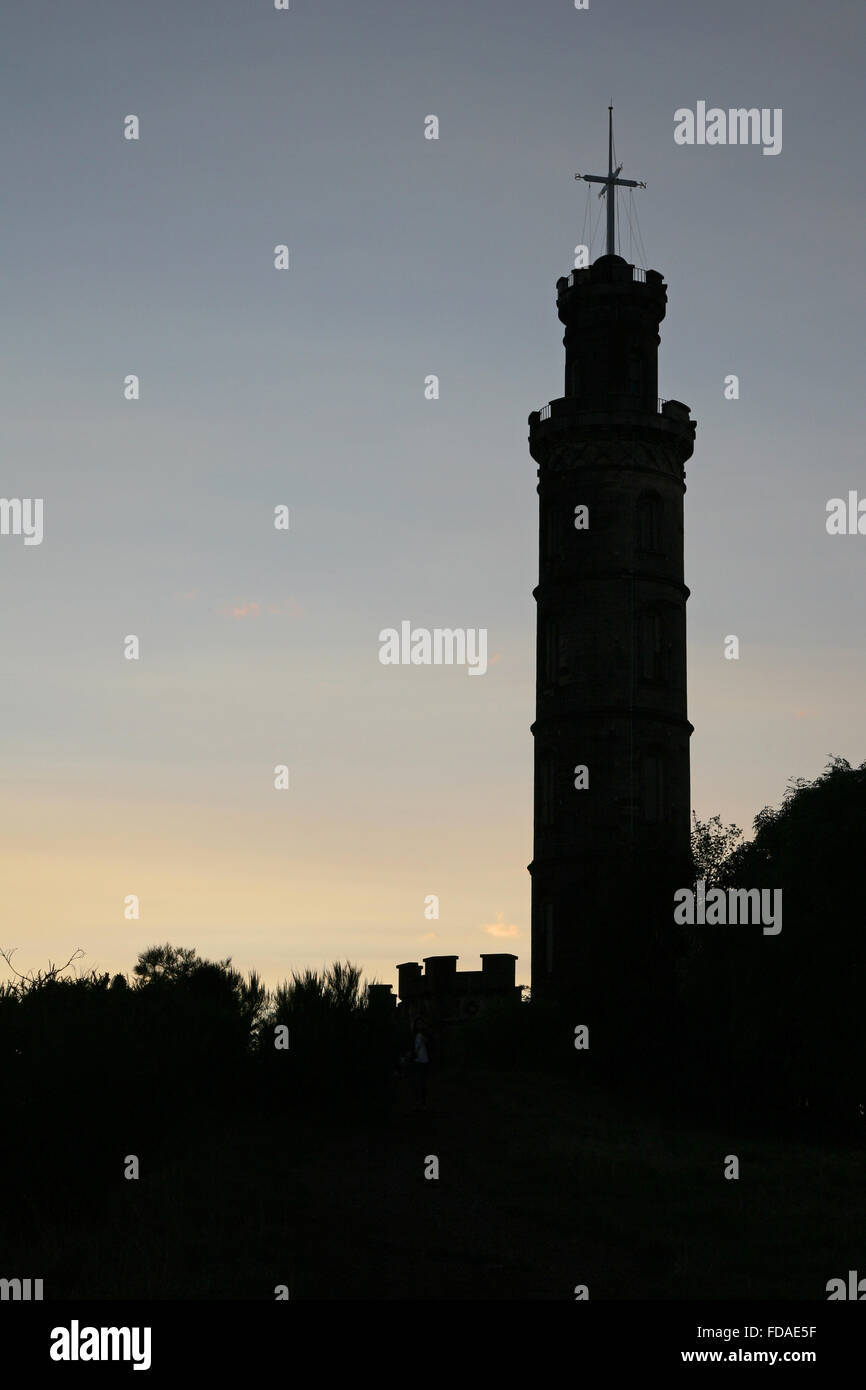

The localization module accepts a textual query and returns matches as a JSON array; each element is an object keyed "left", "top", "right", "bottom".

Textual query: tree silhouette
[
  {"left": 690, "top": 812, "right": 742, "bottom": 884},
  {"left": 682, "top": 756, "right": 866, "bottom": 1131}
]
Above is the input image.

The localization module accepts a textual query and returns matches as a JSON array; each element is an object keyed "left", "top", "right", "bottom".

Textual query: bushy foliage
[
  {"left": 681, "top": 757, "right": 866, "bottom": 1133},
  {"left": 0, "top": 945, "right": 393, "bottom": 1237}
]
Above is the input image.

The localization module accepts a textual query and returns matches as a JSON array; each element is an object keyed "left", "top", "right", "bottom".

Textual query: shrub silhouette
[
  {"left": 0, "top": 944, "right": 390, "bottom": 1243},
  {"left": 681, "top": 757, "right": 866, "bottom": 1133},
  {"left": 258, "top": 960, "right": 393, "bottom": 1113}
]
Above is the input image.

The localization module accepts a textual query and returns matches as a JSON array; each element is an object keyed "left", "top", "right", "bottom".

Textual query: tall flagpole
[{"left": 575, "top": 107, "right": 647, "bottom": 259}]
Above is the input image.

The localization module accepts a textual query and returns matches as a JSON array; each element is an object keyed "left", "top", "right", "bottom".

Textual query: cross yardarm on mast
[{"left": 575, "top": 105, "right": 646, "bottom": 257}]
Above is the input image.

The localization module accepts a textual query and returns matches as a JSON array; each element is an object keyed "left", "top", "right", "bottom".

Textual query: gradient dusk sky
[{"left": 1, "top": 0, "right": 863, "bottom": 992}]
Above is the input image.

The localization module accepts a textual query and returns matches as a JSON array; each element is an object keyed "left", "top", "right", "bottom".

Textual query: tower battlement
[
  {"left": 395, "top": 953, "right": 521, "bottom": 1022},
  {"left": 529, "top": 393, "right": 695, "bottom": 436},
  {"left": 557, "top": 254, "right": 665, "bottom": 302}
]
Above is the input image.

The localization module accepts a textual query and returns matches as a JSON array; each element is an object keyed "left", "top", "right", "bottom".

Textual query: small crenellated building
[
  {"left": 367, "top": 953, "right": 521, "bottom": 1023},
  {"left": 395, "top": 953, "right": 521, "bottom": 1024}
]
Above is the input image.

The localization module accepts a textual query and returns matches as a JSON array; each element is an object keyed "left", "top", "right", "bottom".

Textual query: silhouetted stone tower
[{"left": 527, "top": 115, "right": 696, "bottom": 1058}]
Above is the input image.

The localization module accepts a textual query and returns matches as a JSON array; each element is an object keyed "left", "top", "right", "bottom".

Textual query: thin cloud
[
  {"left": 220, "top": 602, "right": 262, "bottom": 620},
  {"left": 481, "top": 913, "right": 520, "bottom": 938},
  {"left": 218, "top": 599, "right": 303, "bottom": 620}
]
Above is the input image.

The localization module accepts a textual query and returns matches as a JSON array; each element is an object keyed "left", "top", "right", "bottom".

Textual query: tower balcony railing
[
  {"left": 565, "top": 264, "right": 650, "bottom": 289},
  {"left": 533, "top": 395, "right": 687, "bottom": 420},
  {"left": 529, "top": 394, "right": 696, "bottom": 441}
]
